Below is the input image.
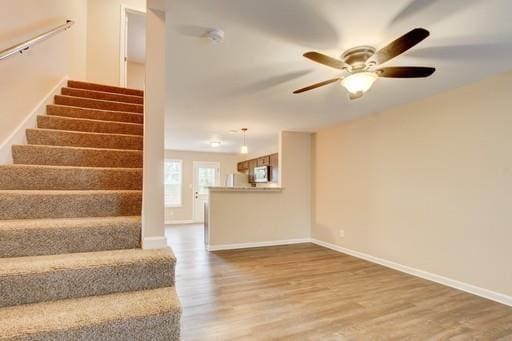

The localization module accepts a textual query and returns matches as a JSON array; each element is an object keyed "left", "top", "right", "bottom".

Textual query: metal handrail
[{"left": 0, "top": 20, "right": 74, "bottom": 62}]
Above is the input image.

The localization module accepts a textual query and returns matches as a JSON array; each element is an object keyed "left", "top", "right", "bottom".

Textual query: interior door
[{"left": 193, "top": 161, "right": 220, "bottom": 223}]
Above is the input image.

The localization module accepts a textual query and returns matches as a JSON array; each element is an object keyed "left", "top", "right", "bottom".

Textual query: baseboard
[
  {"left": 0, "top": 76, "right": 68, "bottom": 164},
  {"left": 165, "top": 220, "right": 194, "bottom": 225},
  {"left": 311, "top": 238, "right": 512, "bottom": 307},
  {"left": 142, "top": 236, "right": 168, "bottom": 249},
  {"left": 207, "top": 238, "right": 311, "bottom": 251}
]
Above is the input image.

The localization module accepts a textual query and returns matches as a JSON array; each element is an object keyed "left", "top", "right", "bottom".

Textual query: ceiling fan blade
[
  {"left": 373, "top": 28, "right": 430, "bottom": 65},
  {"left": 303, "top": 52, "right": 346, "bottom": 70},
  {"left": 376, "top": 66, "right": 435, "bottom": 78},
  {"left": 293, "top": 78, "right": 340, "bottom": 94}
]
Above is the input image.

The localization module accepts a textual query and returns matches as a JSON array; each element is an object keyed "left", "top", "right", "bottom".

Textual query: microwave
[{"left": 254, "top": 166, "right": 270, "bottom": 183}]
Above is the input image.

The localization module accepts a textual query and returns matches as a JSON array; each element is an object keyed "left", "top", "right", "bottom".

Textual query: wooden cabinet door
[
  {"left": 248, "top": 159, "right": 258, "bottom": 183},
  {"left": 269, "top": 153, "right": 278, "bottom": 183},
  {"left": 257, "top": 156, "right": 270, "bottom": 166},
  {"left": 237, "top": 161, "right": 248, "bottom": 171}
]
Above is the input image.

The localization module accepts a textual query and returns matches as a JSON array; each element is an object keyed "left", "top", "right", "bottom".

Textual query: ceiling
[
  {"left": 127, "top": 12, "right": 145, "bottom": 64},
  {"left": 165, "top": 0, "right": 512, "bottom": 154}
]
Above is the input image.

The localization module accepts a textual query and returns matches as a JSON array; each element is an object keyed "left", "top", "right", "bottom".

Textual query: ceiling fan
[{"left": 293, "top": 28, "right": 435, "bottom": 99}]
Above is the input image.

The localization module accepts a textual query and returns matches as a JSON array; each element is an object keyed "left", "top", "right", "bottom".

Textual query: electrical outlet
[{"left": 339, "top": 229, "right": 345, "bottom": 238}]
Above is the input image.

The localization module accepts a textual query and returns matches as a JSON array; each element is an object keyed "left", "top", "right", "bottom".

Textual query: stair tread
[
  {"left": 0, "top": 247, "right": 174, "bottom": 275},
  {"left": 0, "top": 189, "right": 141, "bottom": 194},
  {"left": 0, "top": 216, "right": 141, "bottom": 229},
  {"left": 0, "top": 287, "right": 180, "bottom": 340},
  {"left": 37, "top": 115, "right": 143, "bottom": 128},
  {"left": 62, "top": 87, "right": 143, "bottom": 104},
  {"left": 28, "top": 127, "right": 144, "bottom": 139},
  {"left": 13, "top": 144, "right": 143, "bottom": 153},
  {"left": 48, "top": 104, "right": 144, "bottom": 117},
  {"left": 0, "top": 164, "right": 142, "bottom": 171},
  {"left": 55, "top": 95, "right": 143, "bottom": 114},
  {"left": 68, "top": 80, "right": 144, "bottom": 97},
  {"left": 0, "top": 216, "right": 141, "bottom": 258}
]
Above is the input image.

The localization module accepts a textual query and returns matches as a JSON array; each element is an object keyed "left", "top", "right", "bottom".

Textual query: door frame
[
  {"left": 192, "top": 161, "right": 220, "bottom": 223},
  {"left": 119, "top": 4, "right": 146, "bottom": 87}
]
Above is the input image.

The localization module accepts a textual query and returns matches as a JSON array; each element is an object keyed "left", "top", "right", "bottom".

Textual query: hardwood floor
[{"left": 166, "top": 224, "right": 512, "bottom": 340}]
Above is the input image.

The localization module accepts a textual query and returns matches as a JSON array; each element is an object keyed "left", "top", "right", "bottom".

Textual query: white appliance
[
  {"left": 254, "top": 166, "right": 270, "bottom": 183},
  {"left": 225, "top": 173, "right": 249, "bottom": 187}
]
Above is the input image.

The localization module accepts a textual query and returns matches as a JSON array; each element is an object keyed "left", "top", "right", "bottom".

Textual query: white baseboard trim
[
  {"left": 165, "top": 220, "right": 194, "bottom": 225},
  {"left": 207, "top": 238, "right": 310, "bottom": 251},
  {"left": 0, "top": 76, "right": 68, "bottom": 164},
  {"left": 311, "top": 238, "right": 512, "bottom": 307},
  {"left": 142, "top": 236, "right": 168, "bottom": 249}
]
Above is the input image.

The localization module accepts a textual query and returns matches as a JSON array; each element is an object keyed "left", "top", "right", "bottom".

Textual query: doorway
[
  {"left": 120, "top": 5, "right": 146, "bottom": 89},
  {"left": 192, "top": 161, "right": 220, "bottom": 223}
]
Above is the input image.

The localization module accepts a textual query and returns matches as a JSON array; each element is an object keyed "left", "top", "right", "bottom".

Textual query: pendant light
[{"left": 240, "top": 128, "right": 248, "bottom": 154}]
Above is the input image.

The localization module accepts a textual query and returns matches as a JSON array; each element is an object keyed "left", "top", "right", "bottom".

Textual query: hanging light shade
[{"left": 240, "top": 128, "right": 248, "bottom": 154}]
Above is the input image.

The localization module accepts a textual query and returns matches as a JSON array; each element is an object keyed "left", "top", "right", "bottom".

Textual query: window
[{"left": 164, "top": 159, "right": 182, "bottom": 207}]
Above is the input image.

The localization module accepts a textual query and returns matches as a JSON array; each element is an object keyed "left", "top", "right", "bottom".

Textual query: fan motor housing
[{"left": 342, "top": 46, "right": 376, "bottom": 70}]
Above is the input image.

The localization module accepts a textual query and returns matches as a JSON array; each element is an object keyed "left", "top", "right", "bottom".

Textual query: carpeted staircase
[{"left": 0, "top": 80, "right": 181, "bottom": 340}]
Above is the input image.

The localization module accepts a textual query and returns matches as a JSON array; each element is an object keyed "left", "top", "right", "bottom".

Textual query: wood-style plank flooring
[{"left": 166, "top": 224, "right": 512, "bottom": 340}]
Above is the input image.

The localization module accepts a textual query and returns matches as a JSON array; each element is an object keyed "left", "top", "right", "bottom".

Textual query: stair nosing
[
  {"left": 0, "top": 164, "right": 142, "bottom": 171},
  {"left": 13, "top": 144, "right": 143, "bottom": 153},
  {"left": 68, "top": 80, "right": 144, "bottom": 97}
]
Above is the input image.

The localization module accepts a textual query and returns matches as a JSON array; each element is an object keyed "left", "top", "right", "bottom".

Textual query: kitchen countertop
[{"left": 208, "top": 186, "right": 283, "bottom": 192}]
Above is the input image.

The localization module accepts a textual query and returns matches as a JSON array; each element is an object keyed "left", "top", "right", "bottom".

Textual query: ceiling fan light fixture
[
  {"left": 210, "top": 141, "right": 221, "bottom": 148},
  {"left": 341, "top": 71, "right": 378, "bottom": 95}
]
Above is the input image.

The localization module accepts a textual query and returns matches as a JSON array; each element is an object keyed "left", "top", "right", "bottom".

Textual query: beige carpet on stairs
[{"left": 0, "top": 80, "right": 181, "bottom": 340}]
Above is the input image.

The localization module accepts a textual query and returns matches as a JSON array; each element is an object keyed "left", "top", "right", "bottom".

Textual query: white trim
[
  {"left": 142, "top": 236, "right": 168, "bottom": 249},
  {"left": 0, "top": 76, "right": 68, "bottom": 164},
  {"left": 207, "top": 238, "right": 311, "bottom": 251},
  {"left": 165, "top": 219, "right": 194, "bottom": 225},
  {"left": 119, "top": 4, "right": 146, "bottom": 87},
  {"left": 311, "top": 238, "right": 512, "bottom": 307}
]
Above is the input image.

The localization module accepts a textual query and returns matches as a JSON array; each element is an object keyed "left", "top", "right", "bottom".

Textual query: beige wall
[
  {"left": 0, "top": 0, "right": 87, "bottom": 149},
  {"left": 164, "top": 150, "right": 240, "bottom": 223},
  {"left": 208, "top": 131, "right": 312, "bottom": 246},
  {"left": 312, "top": 72, "right": 512, "bottom": 297},
  {"left": 127, "top": 61, "right": 145, "bottom": 90},
  {"left": 87, "top": 0, "right": 145, "bottom": 86},
  {"left": 141, "top": 5, "right": 165, "bottom": 248}
]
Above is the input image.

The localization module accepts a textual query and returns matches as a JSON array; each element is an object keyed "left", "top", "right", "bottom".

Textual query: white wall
[
  {"left": 312, "top": 71, "right": 512, "bottom": 298},
  {"left": 87, "top": 0, "right": 146, "bottom": 86},
  {"left": 208, "top": 131, "right": 312, "bottom": 247},
  {"left": 164, "top": 150, "right": 239, "bottom": 223},
  {"left": 0, "top": 0, "right": 87, "bottom": 152},
  {"left": 127, "top": 61, "right": 145, "bottom": 90}
]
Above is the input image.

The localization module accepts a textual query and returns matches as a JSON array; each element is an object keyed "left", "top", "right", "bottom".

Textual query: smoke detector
[{"left": 206, "top": 28, "right": 224, "bottom": 43}]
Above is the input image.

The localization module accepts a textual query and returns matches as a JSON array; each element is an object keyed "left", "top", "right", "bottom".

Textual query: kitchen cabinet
[
  {"left": 248, "top": 159, "right": 258, "bottom": 183},
  {"left": 257, "top": 156, "right": 270, "bottom": 166},
  {"left": 237, "top": 161, "right": 249, "bottom": 171},
  {"left": 269, "top": 153, "right": 278, "bottom": 182},
  {"left": 237, "top": 153, "right": 279, "bottom": 184}
]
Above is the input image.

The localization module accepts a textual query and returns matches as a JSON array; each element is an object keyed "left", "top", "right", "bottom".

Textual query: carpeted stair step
[
  {"left": 47, "top": 104, "right": 143, "bottom": 124},
  {"left": 62, "top": 87, "right": 144, "bottom": 105},
  {"left": 55, "top": 95, "right": 143, "bottom": 113},
  {"left": 12, "top": 145, "right": 142, "bottom": 168},
  {"left": 0, "top": 216, "right": 141, "bottom": 257},
  {"left": 0, "top": 165, "right": 142, "bottom": 190},
  {"left": 37, "top": 115, "right": 143, "bottom": 135},
  {"left": 27, "top": 128, "right": 143, "bottom": 150},
  {"left": 0, "top": 248, "right": 175, "bottom": 307},
  {"left": 0, "top": 190, "right": 141, "bottom": 219},
  {"left": 68, "top": 79, "right": 144, "bottom": 97},
  {"left": 0, "top": 287, "right": 180, "bottom": 340}
]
